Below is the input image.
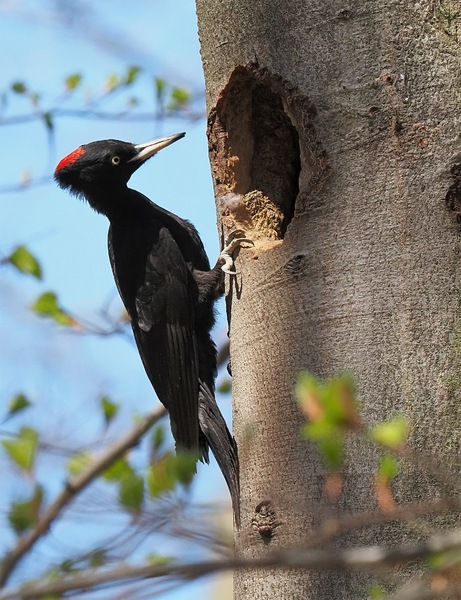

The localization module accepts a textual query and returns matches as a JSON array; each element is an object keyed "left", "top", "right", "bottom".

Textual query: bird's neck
[{"left": 85, "top": 185, "right": 146, "bottom": 221}]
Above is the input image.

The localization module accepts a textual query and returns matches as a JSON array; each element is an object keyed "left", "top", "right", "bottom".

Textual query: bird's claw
[{"left": 220, "top": 232, "right": 254, "bottom": 275}]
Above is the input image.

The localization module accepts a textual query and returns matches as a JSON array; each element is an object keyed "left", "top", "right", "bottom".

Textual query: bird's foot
[{"left": 220, "top": 230, "right": 254, "bottom": 275}]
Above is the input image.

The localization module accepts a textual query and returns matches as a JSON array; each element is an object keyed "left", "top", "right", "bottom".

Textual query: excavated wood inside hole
[{"left": 208, "top": 66, "right": 302, "bottom": 240}]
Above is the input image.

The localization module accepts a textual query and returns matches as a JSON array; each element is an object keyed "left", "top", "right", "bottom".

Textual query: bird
[{"left": 54, "top": 132, "right": 248, "bottom": 523}]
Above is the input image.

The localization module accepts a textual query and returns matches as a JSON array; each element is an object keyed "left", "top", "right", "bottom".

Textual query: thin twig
[
  {"left": 307, "top": 498, "right": 458, "bottom": 547},
  {"left": 0, "top": 108, "right": 204, "bottom": 126}
]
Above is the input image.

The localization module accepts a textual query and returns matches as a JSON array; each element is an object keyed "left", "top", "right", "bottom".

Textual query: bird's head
[{"left": 54, "top": 133, "right": 185, "bottom": 212}]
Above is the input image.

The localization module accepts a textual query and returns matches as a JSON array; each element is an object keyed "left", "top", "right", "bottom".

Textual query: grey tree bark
[{"left": 196, "top": 1, "right": 461, "bottom": 598}]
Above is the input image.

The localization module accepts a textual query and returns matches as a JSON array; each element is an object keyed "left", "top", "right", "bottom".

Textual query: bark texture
[{"left": 196, "top": 1, "right": 461, "bottom": 598}]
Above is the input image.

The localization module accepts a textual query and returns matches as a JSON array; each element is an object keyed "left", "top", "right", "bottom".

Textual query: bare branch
[
  {"left": 2, "top": 526, "right": 461, "bottom": 599},
  {"left": 0, "top": 406, "right": 167, "bottom": 586}
]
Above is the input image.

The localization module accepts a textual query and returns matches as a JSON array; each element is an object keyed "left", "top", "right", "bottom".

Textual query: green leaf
[
  {"left": 370, "top": 416, "right": 409, "bottom": 449},
  {"left": 100, "top": 396, "right": 119, "bottom": 427},
  {"left": 146, "top": 553, "right": 173, "bottom": 566},
  {"left": 428, "top": 548, "right": 461, "bottom": 571},
  {"left": 167, "top": 87, "right": 190, "bottom": 110},
  {"left": 147, "top": 455, "right": 176, "bottom": 497},
  {"left": 105, "top": 74, "right": 121, "bottom": 92},
  {"left": 11, "top": 81, "right": 27, "bottom": 94},
  {"left": 318, "top": 436, "right": 345, "bottom": 471},
  {"left": 124, "top": 66, "right": 140, "bottom": 85},
  {"left": 172, "top": 451, "right": 198, "bottom": 486},
  {"left": 30, "top": 92, "right": 40, "bottom": 107},
  {"left": 296, "top": 372, "right": 358, "bottom": 428},
  {"left": 102, "top": 457, "right": 133, "bottom": 482},
  {"left": 32, "top": 291, "right": 59, "bottom": 314},
  {"left": 88, "top": 549, "right": 108, "bottom": 568},
  {"left": 154, "top": 77, "right": 166, "bottom": 100},
  {"left": 67, "top": 452, "right": 91, "bottom": 477},
  {"left": 8, "top": 393, "right": 32, "bottom": 416},
  {"left": 31, "top": 291, "right": 74, "bottom": 327},
  {"left": 65, "top": 73, "right": 82, "bottom": 90},
  {"left": 147, "top": 451, "right": 198, "bottom": 497},
  {"left": 378, "top": 454, "right": 400, "bottom": 480},
  {"left": 58, "top": 559, "right": 76, "bottom": 574},
  {"left": 8, "top": 245, "right": 42, "bottom": 279},
  {"left": 151, "top": 425, "right": 166, "bottom": 452},
  {"left": 368, "top": 584, "right": 386, "bottom": 599},
  {"left": 297, "top": 372, "right": 359, "bottom": 471},
  {"left": 2, "top": 427, "right": 38, "bottom": 471},
  {"left": 42, "top": 111, "right": 54, "bottom": 131},
  {"left": 303, "top": 420, "right": 336, "bottom": 441},
  {"left": 118, "top": 472, "right": 144, "bottom": 511},
  {"left": 217, "top": 379, "right": 232, "bottom": 394},
  {"left": 9, "top": 500, "right": 35, "bottom": 534},
  {"left": 8, "top": 485, "right": 43, "bottom": 534}
]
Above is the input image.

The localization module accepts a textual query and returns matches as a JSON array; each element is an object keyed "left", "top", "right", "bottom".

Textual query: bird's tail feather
[{"left": 198, "top": 381, "right": 240, "bottom": 526}]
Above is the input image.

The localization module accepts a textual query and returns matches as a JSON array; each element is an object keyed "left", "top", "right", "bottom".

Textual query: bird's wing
[{"left": 109, "top": 224, "right": 200, "bottom": 453}]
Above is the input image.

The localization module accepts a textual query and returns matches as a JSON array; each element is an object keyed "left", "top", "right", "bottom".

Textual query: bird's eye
[{"left": 111, "top": 156, "right": 121, "bottom": 166}]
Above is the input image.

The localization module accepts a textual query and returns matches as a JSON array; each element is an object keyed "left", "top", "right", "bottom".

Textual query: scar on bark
[
  {"left": 208, "top": 64, "right": 330, "bottom": 243},
  {"left": 252, "top": 499, "right": 280, "bottom": 544},
  {"left": 445, "top": 163, "right": 461, "bottom": 223}
]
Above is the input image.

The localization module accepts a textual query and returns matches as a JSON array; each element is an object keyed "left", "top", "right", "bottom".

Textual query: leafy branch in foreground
[
  {"left": 296, "top": 372, "right": 409, "bottom": 510},
  {"left": 2, "top": 526, "right": 461, "bottom": 599},
  {"left": 0, "top": 406, "right": 167, "bottom": 586},
  {"left": 295, "top": 371, "right": 461, "bottom": 598}
]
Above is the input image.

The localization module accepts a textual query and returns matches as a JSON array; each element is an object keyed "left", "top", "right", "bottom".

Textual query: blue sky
[{"left": 0, "top": 1, "right": 231, "bottom": 597}]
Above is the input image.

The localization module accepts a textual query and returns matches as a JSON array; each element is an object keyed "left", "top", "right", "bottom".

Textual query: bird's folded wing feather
[{"left": 110, "top": 226, "right": 200, "bottom": 452}]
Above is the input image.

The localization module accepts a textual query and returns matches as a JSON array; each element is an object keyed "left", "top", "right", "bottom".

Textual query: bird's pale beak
[{"left": 129, "top": 132, "right": 185, "bottom": 164}]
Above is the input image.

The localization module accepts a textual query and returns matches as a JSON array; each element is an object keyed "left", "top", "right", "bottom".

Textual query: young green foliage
[
  {"left": 167, "top": 87, "right": 191, "bottom": 111},
  {"left": 67, "top": 452, "right": 91, "bottom": 477},
  {"left": 427, "top": 547, "right": 461, "bottom": 571},
  {"left": 154, "top": 77, "right": 166, "bottom": 100},
  {"left": 99, "top": 396, "right": 119, "bottom": 427},
  {"left": 370, "top": 416, "right": 409, "bottom": 450},
  {"left": 151, "top": 425, "right": 166, "bottom": 452},
  {"left": 377, "top": 454, "right": 400, "bottom": 480},
  {"left": 42, "top": 111, "right": 53, "bottom": 132},
  {"left": 8, "top": 484, "right": 43, "bottom": 534},
  {"left": 102, "top": 457, "right": 144, "bottom": 512},
  {"left": 11, "top": 81, "right": 27, "bottom": 94},
  {"left": 65, "top": 73, "right": 82, "bottom": 91},
  {"left": 217, "top": 378, "right": 232, "bottom": 394},
  {"left": 146, "top": 553, "right": 174, "bottom": 566},
  {"left": 147, "top": 451, "right": 197, "bottom": 497},
  {"left": 124, "top": 66, "right": 141, "bottom": 86},
  {"left": 2, "top": 426, "right": 38, "bottom": 471},
  {"left": 368, "top": 584, "right": 386, "bottom": 599},
  {"left": 7, "top": 393, "right": 32, "bottom": 417},
  {"left": 296, "top": 372, "right": 359, "bottom": 470},
  {"left": 118, "top": 471, "right": 144, "bottom": 511},
  {"left": 8, "top": 245, "right": 42, "bottom": 279},
  {"left": 102, "top": 456, "right": 134, "bottom": 482},
  {"left": 31, "top": 291, "right": 75, "bottom": 327}
]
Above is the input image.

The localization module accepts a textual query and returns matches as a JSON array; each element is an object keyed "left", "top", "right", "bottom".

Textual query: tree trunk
[{"left": 196, "top": 1, "right": 461, "bottom": 598}]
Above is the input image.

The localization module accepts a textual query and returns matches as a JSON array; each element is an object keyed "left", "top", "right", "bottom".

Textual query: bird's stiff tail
[{"left": 198, "top": 382, "right": 240, "bottom": 526}]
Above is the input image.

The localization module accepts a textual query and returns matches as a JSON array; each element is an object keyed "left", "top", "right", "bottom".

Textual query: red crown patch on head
[{"left": 55, "top": 146, "right": 85, "bottom": 172}]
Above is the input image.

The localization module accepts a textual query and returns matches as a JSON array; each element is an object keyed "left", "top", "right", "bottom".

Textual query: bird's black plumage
[{"left": 54, "top": 133, "right": 239, "bottom": 521}]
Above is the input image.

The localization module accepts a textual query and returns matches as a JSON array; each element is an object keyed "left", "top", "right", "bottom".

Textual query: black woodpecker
[{"left": 54, "top": 133, "right": 247, "bottom": 523}]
